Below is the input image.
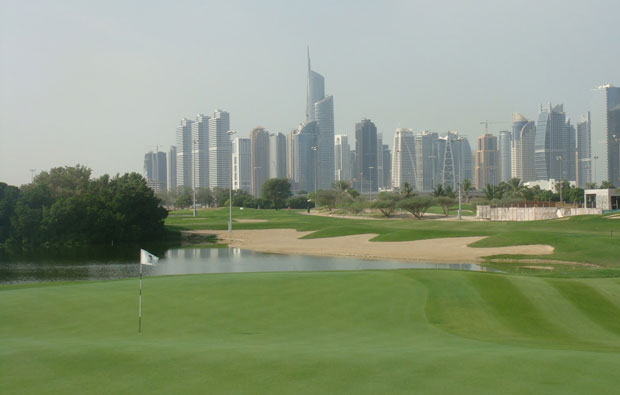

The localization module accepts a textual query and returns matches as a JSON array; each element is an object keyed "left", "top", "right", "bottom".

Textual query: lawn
[
  {"left": 2, "top": 271, "right": 620, "bottom": 394},
  {"left": 166, "top": 208, "right": 620, "bottom": 269}
]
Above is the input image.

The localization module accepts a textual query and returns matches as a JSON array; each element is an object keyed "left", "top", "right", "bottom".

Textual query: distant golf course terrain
[
  {"left": 2, "top": 271, "right": 620, "bottom": 394},
  {"left": 166, "top": 208, "right": 620, "bottom": 272}
]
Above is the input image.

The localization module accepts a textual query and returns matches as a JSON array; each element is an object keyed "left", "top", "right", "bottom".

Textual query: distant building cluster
[{"left": 144, "top": 52, "right": 620, "bottom": 195}]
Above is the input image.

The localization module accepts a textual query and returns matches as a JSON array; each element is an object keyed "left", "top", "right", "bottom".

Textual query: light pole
[
  {"left": 556, "top": 156, "right": 564, "bottom": 203},
  {"left": 192, "top": 139, "right": 197, "bottom": 217},
  {"left": 227, "top": 131, "right": 236, "bottom": 233},
  {"left": 311, "top": 146, "right": 318, "bottom": 207},
  {"left": 457, "top": 171, "right": 462, "bottom": 221}
]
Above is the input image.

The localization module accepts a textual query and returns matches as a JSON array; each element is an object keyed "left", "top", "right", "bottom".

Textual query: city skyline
[{"left": 2, "top": 1, "right": 620, "bottom": 186}]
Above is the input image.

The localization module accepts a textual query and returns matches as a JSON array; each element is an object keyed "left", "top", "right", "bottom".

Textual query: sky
[{"left": 1, "top": 0, "right": 619, "bottom": 186}]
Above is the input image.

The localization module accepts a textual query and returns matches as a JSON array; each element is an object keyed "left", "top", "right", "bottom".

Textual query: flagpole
[{"left": 139, "top": 260, "right": 142, "bottom": 333}]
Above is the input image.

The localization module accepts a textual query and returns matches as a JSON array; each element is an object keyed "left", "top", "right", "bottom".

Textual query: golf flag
[{"left": 140, "top": 249, "right": 159, "bottom": 266}]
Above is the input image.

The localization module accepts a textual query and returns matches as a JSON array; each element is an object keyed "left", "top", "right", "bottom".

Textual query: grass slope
[
  {"left": 2, "top": 271, "right": 620, "bottom": 394},
  {"left": 166, "top": 208, "right": 620, "bottom": 268}
]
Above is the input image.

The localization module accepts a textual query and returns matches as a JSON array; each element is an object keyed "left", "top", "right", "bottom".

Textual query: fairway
[{"left": 2, "top": 270, "right": 620, "bottom": 394}]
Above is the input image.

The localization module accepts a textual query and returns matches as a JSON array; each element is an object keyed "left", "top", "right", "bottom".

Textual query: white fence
[{"left": 476, "top": 205, "right": 602, "bottom": 221}]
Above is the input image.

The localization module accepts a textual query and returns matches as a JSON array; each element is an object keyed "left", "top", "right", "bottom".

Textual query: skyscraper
[
  {"left": 167, "top": 145, "right": 177, "bottom": 191},
  {"left": 391, "top": 128, "right": 415, "bottom": 190},
  {"left": 250, "top": 127, "right": 270, "bottom": 197},
  {"left": 474, "top": 134, "right": 499, "bottom": 189},
  {"left": 382, "top": 144, "right": 392, "bottom": 190},
  {"left": 144, "top": 150, "right": 167, "bottom": 193},
  {"left": 176, "top": 118, "right": 194, "bottom": 188},
  {"left": 576, "top": 112, "right": 592, "bottom": 188},
  {"left": 590, "top": 85, "right": 620, "bottom": 186},
  {"left": 499, "top": 130, "right": 512, "bottom": 182},
  {"left": 511, "top": 113, "right": 536, "bottom": 182},
  {"left": 334, "top": 135, "right": 351, "bottom": 181},
  {"left": 208, "top": 110, "right": 231, "bottom": 189},
  {"left": 376, "top": 133, "right": 384, "bottom": 189},
  {"left": 293, "top": 122, "right": 319, "bottom": 193},
  {"left": 355, "top": 119, "right": 378, "bottom": 192},
  {"left": 269, "top": 132, "right": 287, "bottom": 179},
  {"left": 306, "top": 47, "right": 325, "bottom": 123},
  {"left": 441, "top": 132, "right": 472, "bottom": 189},
  {"left": 232, "top": 137, "right": 251, "bottom": 193},
  {"left": 192, "top": 114, "right": 210, "bottom": 188},
  {"left": 566, "top": 118, "right": 577, "bottom": 182},
  {"left": 414, "top": 131, "right": 436, "bottom": 191},
  {"left": 535, "top": 104, "right": 569, "bottom": 181},
  {"left": 314, "top": 95, "right": 335, "bottom": 189}
]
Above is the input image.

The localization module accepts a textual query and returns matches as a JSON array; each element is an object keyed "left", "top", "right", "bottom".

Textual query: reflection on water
[{"left": 0, "top": 247, "right": 497, "bottom": 284}]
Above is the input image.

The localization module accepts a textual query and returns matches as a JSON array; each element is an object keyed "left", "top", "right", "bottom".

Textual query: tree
[
  {"left": 444, "top": 185, "right": 456, "bottom": 199},
  {"left": 600, "top": 181, "right": 614, "bottom": 189},
  {"left": 436, "top": 196, "right": 456, "bottom": 216},
  {"left": 507, "top": 178, "right": 525, "bottom": 199},
  {"left": 316, "top": 189, "right": 339, "bottom": 210},
  {"left": 432, "top": 184, "right": 445, "bottom": 198},
  {"left": 0, "top": 183, "right": 20, "bottom": 244},
  {"left": 586, "top": 182, "right": 597, "bottom": 189},
  {"left": 483, "top": 184, "right": 496, "bottom": 201},
  {"left": 371, "top": 192, "right": 401, "bottom": 217},
  {"left": 401, "top": 182, "right": 414, "bottom": 198},
  {"left": 461, "top": 179, "right": 474, "bottom": 203},
  {"left": 332, "top": 180, "right": 351, "bottom": 193},
  {"left": 397, "top": 196, "right": 433, "bottom": 219},
  {"left": 261, "top": 178, "right": 292, "bottom": 210}
]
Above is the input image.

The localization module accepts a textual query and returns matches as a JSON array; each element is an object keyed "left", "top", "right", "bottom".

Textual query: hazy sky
[{"left": 1, "top": 0, "right": 619, "bottom": 186}]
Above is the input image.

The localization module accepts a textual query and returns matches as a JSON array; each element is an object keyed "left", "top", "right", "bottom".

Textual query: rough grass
[
  {"left": 166, "top": 208, "right": 620, "bottom": 269},
  {"left": 2, "top": 271, "right": 620, "bottom": 394}
]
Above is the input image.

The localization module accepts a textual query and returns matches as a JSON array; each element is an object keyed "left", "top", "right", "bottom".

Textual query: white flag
[{"left": 140, "top": 249, "right": 159, "bottom": 266}]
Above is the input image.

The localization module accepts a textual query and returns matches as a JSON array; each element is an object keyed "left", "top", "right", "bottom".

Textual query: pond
[{"left": 0, "top": 247, "right": 497, "bottom": 285}]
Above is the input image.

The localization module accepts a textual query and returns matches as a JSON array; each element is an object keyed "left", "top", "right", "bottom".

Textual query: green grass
[
  {"left": 166, "top": 208, "right": 620, "bottom": 269},
  {"left": 2, "top": 271, "right": 620, "bottom": 394}
]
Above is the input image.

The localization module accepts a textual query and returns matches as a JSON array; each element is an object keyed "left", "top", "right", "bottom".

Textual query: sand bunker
[{"left": 188, "top": 229, "right": 554, "bottom": 263}]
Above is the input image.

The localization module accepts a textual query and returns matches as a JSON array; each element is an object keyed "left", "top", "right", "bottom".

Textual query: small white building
[
  {"left": 524, "top": 179, "right": 576, "bottom": 191},
  {"left": 584, "top": 189, "right": 620, "bottom": 211}
]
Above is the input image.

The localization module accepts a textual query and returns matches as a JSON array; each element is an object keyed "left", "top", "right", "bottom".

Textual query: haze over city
[{"left": 1, "top": 0, "right": 619, "bottom": 186}]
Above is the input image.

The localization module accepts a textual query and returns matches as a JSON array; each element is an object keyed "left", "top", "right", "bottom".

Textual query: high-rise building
[
  {"left": 355, "top": 119, "right": 378, "bottom": 192},
  {"left": 293, "top": 122, "right": 319, "bottom": 193},
  {"left": 208, "top": 110, "right": 231, "bottom": 189},
  {"left": 167, "top": 146, "right": 177, "bottom": 191},
  {"left": 576, "top": 112, "right": 592, "bottom": 188},
  {"left": 306, "top": 47, "right": 325, "bottom": 123},
  {"left": 144, "top": 151, "right": 167, "bottom": 193},
  {"left": 391, "top": 128, "right": 416, "bottom": 190},
  {"left": 474, "top": 134, "right": 499, "bottom": 189},
  {"left": 441, "top": 132, "right": 472, "bottom": 189},
  {"left": 499, "top": 130, "right": 512, "bottom": 182},
  {"left": 376, "top": 133, "right": 384, "bottom": 189},
  {"left": 286, "top": 129, "right": 296, "bottom": 180},
  {"left": 334, "top": 135, "right": 351, "bottom": 181},
  {"left": 232, "top": 137, "right": 251, "bottom": 192},
  {"left": 590, "top": 85, "right": 620, "bottom": 186},
  {"left": 535, "top": 104, "right": 570, "bottom": 181},
  {"left": 414, "top": 131, "right": 436, "bottom": 191},
  {"left": 176, "top": 118, "right": 194, "bottom": 188},
  {"left": 250, "top": 127, "right": 270, "bottom": 197},
  {"left": 382, "top": 144, "right": 391, "bottom": 190},
  {"left": 314, "top": 96, "right": 335, "bottom": 189},
  {"left": 511, "top": 113, "right": 536, "bottom": 182},
  {"left": 192, "top": 114, "right": 210, "bottom": 188},
  {"left": 566, "top": 118, "right": 577, "bottom": 182},
  {"left": 269, "top": 133, "right": 287, "bottom": 179}
]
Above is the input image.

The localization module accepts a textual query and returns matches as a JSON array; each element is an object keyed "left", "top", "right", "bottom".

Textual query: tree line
[{"left": 0, "top": 165, "right": 168, "bottom": 250}]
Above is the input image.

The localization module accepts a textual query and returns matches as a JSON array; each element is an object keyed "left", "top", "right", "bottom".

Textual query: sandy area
[
  {"left": 234, "top": 219, "right": 269, "bottom": 223},
  {"left": 188, "top": 229, "right": 554, "bottom": 263}
]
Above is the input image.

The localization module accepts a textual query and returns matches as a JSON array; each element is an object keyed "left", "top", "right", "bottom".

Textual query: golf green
[{"left": 2, "top": 270, "right": 620, "bottom": 394}]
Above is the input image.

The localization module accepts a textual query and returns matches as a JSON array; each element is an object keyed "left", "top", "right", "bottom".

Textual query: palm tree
[
  {"left": 432, "top": 184, "right": 445, "bottom": 198},
  {"left": 600, "top": 181, "right": 614, "bottom": 189},
  {"left": 332, "top": 180, "right": 351, "bottom": 193},
  {"left": 401, "top": 182, "right": 413, "bottom": 198},
  {"left": 483, "top": 184, "right": 495, "bottom": 201},
  {"left": 461, "top": 179, "right": 474, "bottom": 203},
  {"left": 444, "top": 185, "right": 456, "bottom": 199},
  {"left": 507, "top": 177, "right": 525, "bottom": 199}
]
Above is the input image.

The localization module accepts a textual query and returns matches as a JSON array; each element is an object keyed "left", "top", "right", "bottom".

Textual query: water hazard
[{"left": 0, "top": 247, "right": 496, "bottom": 284}]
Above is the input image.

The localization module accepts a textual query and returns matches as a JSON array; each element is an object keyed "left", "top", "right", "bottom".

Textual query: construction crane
[{"left": 480, "top": 121, "right": 510, "bottom": 134}]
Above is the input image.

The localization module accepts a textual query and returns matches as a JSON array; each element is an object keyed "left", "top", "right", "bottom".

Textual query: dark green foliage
[
  {"left": 0, "top": 166, "right": 168, "bottom": 250},
  {"left": 397, "top": 196, "right": 433, "bottom": 219},
  {"left": 435, "top": 196, "right": 457, "bottom": 216},
  {"left": 286, "top": 195, "right": 310, "bottom": 209},
  {"left": 371, "top": 192, "right": 401, "bottom": 217},
  {"left": 316, "top": 189, "right": 339, "bottom": 210},
  {"left": 261, "top": 178, "right": 292, "bottom": 210}
]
